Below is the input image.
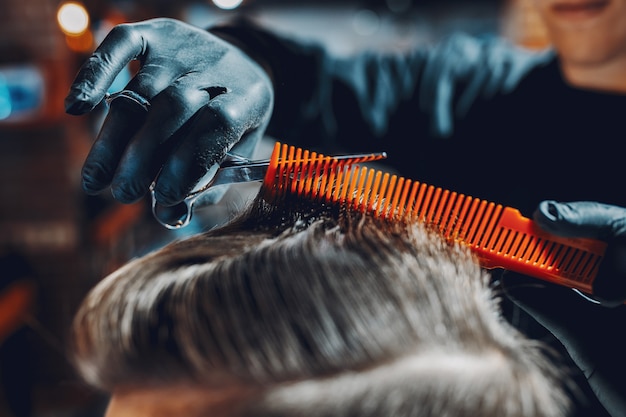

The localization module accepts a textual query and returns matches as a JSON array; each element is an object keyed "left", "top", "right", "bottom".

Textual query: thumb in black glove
[{"left": 533, "top": 200, "right": 626, "bottom": 306}]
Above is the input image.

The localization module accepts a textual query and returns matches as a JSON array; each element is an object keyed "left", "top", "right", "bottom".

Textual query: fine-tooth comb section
[{"left": 262, "top": 142, "right": 607, "bottom": 294}]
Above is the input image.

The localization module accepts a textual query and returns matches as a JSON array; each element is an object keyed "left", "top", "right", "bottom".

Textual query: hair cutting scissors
[{"left": 150, "top": 150, "right": 387, "bottom": 229}]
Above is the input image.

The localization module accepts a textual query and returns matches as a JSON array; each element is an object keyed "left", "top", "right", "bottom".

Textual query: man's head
[{"left": 72, "top": 193, "right": 571, "bottom": 417}]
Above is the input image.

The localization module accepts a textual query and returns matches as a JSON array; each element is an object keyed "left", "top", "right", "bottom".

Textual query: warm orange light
[
  {"left": 64, "top": 30, "right": 94, "bottom": 53},
  {"left": 57, "top": 2, "right": 90, "bottom": 36}
]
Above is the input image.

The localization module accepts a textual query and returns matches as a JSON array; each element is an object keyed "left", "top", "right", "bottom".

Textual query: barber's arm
[
  {"left": 66, "top": 16, "right": 525, "bottom": 212},
  {"left": 503, "top": 201, "right": 626, "bottom": 417},
  {"left": 65, "top": 17, "right": 442, "bottom": 210}
]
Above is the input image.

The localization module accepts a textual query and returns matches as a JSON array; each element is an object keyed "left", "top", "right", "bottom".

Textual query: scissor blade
[
  {"left": 210, "top": 151, "right": 388, "bottom": 188},
  {"left": 209, "top": 162, "right": 269, "bottom": 187}
]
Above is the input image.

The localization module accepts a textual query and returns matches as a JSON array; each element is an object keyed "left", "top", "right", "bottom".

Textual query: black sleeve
[{"left": 211, "top": 18, "right": 548, "bottom": 153}]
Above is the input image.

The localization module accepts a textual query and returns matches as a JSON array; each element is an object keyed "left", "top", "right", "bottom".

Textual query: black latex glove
[
  {"left": 502, "top": 200, "right": 626, "bottom": 417},
  {"left": 65, "top": 18, "right": 273, "bottom": 207}
]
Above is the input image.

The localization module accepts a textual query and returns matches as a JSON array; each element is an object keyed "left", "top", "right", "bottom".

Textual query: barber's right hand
[{"left": 65, "top": 18, "right": 274, "bottom": 207}]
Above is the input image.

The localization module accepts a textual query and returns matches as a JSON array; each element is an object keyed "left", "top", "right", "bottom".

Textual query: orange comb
[{"left": 262, "top": 142, "right": 607, "bottom": 294}]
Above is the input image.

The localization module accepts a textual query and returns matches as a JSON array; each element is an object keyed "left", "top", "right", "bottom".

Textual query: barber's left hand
[
  {"left": 65, "top": 18, "right": 274, "bottom": 207},
  {"left": 503, "top": 201, "right": 626, "bottom": 417},
  {"left": 533, "top": 200, "right": 626, "bottom": 305}
]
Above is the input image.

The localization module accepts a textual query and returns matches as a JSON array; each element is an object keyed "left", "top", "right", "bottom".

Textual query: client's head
[{"left": 72, "top": 190, "right": 571, "bottom": 417}]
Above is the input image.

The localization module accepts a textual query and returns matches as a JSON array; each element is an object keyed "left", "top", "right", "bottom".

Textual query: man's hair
[{"left": 71, "top": 192, "right": 571, "bottom": 417}]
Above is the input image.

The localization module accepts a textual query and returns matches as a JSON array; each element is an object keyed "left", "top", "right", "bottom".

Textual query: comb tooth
[
  {"left": 514, "top": 233, "right": 530, "bottom": 259},
  {"left": 424, "top": 187, "right": 442, "bottom": 225},
  {"left": 439, "top": 191, "right": 458, "bottom": 236},
  {"left": 330, "top": 161, "right": 345, "bottom": 203},
  {"left": 321, "top": 158, "right": 338, "bottom": 202},
  {"left": 376, "top": 173, "right": 391, "bottom": 217},
  {"left": 402, "top": 181, "right": 420, "bottom": 222},
  {"left": 322, "top": 158, "right": 335, "bottom": 202},
  {"left": 410, "top": 183, "right": 429, "bottom": 222},
  {"left": 537, "top": 240, "right": 554, "bottom": 267},
  {"left": 386, "top": 176, "right": 403, "bottom": 220},
  {"left": 285, "top": 145, "right": 297, "bottom": 193},
  {"left": 457, "top": 198, "right": 479, "bottom": 241},
  {"left": 276, "top": 145, "right": 288, "bottom": 197},
  {"left": 352, "top": 166, "right": 369, "bottom": 212},
  {"left": 278, "top": 143, "right": 290, "bottom": 195},
  {"left": 527, "top": 238, "right": 543, "bottom": 263},
  {"left": 342, "top": 165, "right": 360, "bottom": 205},
  {"left": 561, "top": 248, "right": 579, "bottom": 274},
  {"left": 450, "top": 195, "right": 471, "bottom": 239},
  {"left": 361, "top": 169, "right": 376, "bottom": 213},
  {"left": 529, "top": 238, "right": 546, "bottom": 264},
  {"left": 566, "top": 249, "right": 580, "bottom": 276},
  {"left": 503, "top": 230, "right": 518, "bottom": 256},
  {"left": 481, "top": 204, "right": 503, "bottom": 249},
  {"left": 332, "top": 163, "right": 345, "bottom": 203},
  {"left": 498, "top": 229, "right": 514, "bottom": 254},
  {"left": 368, "top": 171, "right": 384, "bottom": 213},
  {"left": 550, "top": 244, "right": 568, "bottom": 272},
  {"left": 382, "top": 174, "right": 396, "bottom": 217},
  {"left": 315, "top": 153, "right": 332, "bottom": 200},
  {"left": 358, "top": 169, "right": 375, "bottom": 213},
  {"left": 337, "top": 162, "right": 352, "bottom": 203},
  {"left": 576, "top": 252, "right": 596, "bottom": 278},
  {"left": 485, "top": 206, "right": 505, "bottom": 250},
  {"left": 444, "top": 193, "right": 463, "bottom": 239},
  {"left": 418, "top": 185, "right": 435, "bottom": 223},
  {"left": 290, "top": 147, "right": 303, "bottom": 194},
  {"left": 432, "top": 188, "right": 450, "bottom": 231},
  {"left": 495, "top": 228, "right": 510, "bottom": 254},
  {"left": 472, "top": 201, "right": 495, "bottom": 247},
  {"left": 311, "top": 156, "right": 323, "bottom": 200},
  {"left": 569, "top": 249, "right": 588, "bottom": 276},
  {"left": 277, "top": 143, "right": 290, "bottom": 197},
  {"left": 265, "top": 141, "right": 282, "bottom": 187},
  {"left": 303, "top": 152, "right": 318, "bottom": 196},
  {"left": 466, "top": 200, "right": 488, "bottom": 245},
  {"left": 296, "top": 149, "right": 310, "bottom": 195},
  {"left": 528, "top": 237, "right": 544, "bottom": 264},
  {"left": 582, "top": 255, "right": 603, "bottom": 284},
  {"left": 510, "top": 232, "right": 526, "bottom": 258}
]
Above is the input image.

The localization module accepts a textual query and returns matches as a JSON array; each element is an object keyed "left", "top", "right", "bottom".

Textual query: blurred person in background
[{"left": 64, "top": 0, "right": 626, "bottom": 415}]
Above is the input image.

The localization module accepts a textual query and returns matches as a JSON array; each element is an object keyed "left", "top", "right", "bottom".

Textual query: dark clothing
[
  {"left": 215, "top": 23, "right": 626, "bottom": 216},
  {"left": 214, "top": 21, "right": 625, "bottom": 417}
]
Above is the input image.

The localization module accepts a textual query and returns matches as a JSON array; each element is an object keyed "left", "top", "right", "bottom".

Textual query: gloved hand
[
  {"left": 65, "top": 18, "right": 274, "bottom": 207},
  {"left": 502, "top": 200, "right": 626, "bottom": 417}
]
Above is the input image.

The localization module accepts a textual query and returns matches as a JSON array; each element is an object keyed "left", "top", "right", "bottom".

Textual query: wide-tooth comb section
[{"left": 262, "top": 142, "right": 607, "bottom": 295}]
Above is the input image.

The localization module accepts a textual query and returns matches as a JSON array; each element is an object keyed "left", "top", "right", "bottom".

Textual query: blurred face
[{"left": 532, "top": 0, "right": 626, "bottom": 66}]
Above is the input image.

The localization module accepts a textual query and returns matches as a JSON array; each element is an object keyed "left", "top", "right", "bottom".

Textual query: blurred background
[{"left": 0, "top": 0, "right": 549, "bottom": 416}]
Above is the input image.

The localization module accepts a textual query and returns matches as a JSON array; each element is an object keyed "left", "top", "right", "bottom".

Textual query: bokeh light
[
  {"left": 212, "top": 0, "right": 244, "bottom": 10},
  {"left": 57, "top": 2, "right": 90, "bottom": 36}
]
